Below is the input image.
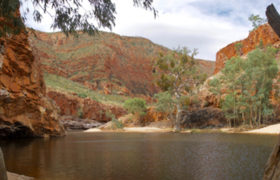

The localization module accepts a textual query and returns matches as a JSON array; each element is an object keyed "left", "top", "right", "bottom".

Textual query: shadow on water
[{"left": 0, "top": 132, "right": 277, "bottom": 180}]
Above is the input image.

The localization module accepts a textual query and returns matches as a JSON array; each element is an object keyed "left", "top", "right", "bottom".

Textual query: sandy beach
[
  {"left": 244, "top": 123, "right": 280, "bottom": 134},
  {"left": 84, "top": 123, "right": 280, "bottom": 135},
  {"left": 84, "top": 127, "right": 172, "bottom": 133}
]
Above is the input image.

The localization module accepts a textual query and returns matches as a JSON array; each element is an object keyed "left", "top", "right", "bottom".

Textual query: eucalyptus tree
[
  {"left": 209, "top": 46, "right": 279, "bottom": 127},
  {"left": 0, "top": 0, "right": 156, "bottom": 36},
  {"left": 154, "top": 47, "right": 204, "bottom": 132},
  {"left": 248, "top": 14, "right": 267, "bottom": 30}
]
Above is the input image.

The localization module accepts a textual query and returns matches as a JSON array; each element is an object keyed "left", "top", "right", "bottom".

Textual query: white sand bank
[
  {"left": 84, "top": 127, "right": 171, "bottom": 133},
  {"left": 245, "top": 123, "right": 280, "bottom": 134}
]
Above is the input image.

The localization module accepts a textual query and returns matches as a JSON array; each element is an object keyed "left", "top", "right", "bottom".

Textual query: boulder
[
  {"left": 181, "top": 107, "right": 227, "bottom": 129},
  {"left": 60, "top": 116, "right": 103, "bottom": 130}
]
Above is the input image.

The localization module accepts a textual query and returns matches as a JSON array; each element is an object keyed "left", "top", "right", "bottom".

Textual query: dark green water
[{"left": 0, "top": 132, "right": 277, "bottom": 180}]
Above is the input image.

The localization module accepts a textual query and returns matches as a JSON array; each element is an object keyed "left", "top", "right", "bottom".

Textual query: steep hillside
[{"left": 28, "top": 31, "right": 215, "bottom": 96}]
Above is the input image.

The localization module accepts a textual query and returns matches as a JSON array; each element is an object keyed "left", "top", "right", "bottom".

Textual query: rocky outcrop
[
  {"left": 83, "top": 98, "right": 126, "bottom": 122},
  {"left": 142, "top": 107, "right": 169, "bottom": 125},
  {"left": 47, "top": 91, "right": 80, "bottom": 116},
  {"left": 60, "top": 116, "right": 103, "bottom": 130},
  {"left": 0, "top": 18, "right": 64, "bottom": 137},
  {"left": 47, "top": 90, "right": 126, "bottom": 123},
  {"left": 215, "top": 24, "right": 280, "bottom": 74},
  {"left": 266, "top": 4, "right": 280, "bottom": 38},
  {"left": 181, "top": 107, "right": 226, "bottom": 128}
]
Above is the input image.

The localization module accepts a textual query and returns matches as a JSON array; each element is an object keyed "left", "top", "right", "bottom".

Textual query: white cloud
[{"left": 21, "top": 0, "right": 280, "bottom": 60}]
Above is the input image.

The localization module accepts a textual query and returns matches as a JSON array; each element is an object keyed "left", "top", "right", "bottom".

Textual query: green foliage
[
  {"left": 111, "top": 118, "right": 124, "bottom": 129},
  {"left": 1, "top": 0, "right": 156, "bottom": 37},
  {"left": 209, "top": 47, "right": 279, "bottom": 127},
  {"left": 154, "top": 47, "right": 202, "bottom": 96},
  {"left": 0, "top": 0, "right": 25, "bottom": 36},
  {"left": 248, "top": 14, "right": 267, "bottom": 30},
  {"left": 106, "top": 111, "right": 123, "bottom": 129},
  {"left": 78, "top": 93, "right": 87, "bottom": 98},
  {"left": 153, "top": 47, "right": 205, "bottom": 131},
  {"left": 235, "top": 42, "right": 243, "bottom": 56},
  {"left": 123, "top": 98, "right": 147, "bottom": 116},
  {"left": 154, "top": 91, "right": 175, "bottom": 113}
]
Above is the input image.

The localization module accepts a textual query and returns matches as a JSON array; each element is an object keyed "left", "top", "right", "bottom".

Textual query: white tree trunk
[{"left": 174, "top": 103, "right": 181, "bottom": 132}]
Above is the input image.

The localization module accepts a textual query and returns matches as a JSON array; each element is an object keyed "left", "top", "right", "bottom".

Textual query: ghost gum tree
[
  {"left": 0, "top": 0, "right": 157, "bottom": 36},
  {"left": 154, "top": 47, "right": 205, "bottom": 132},
  {"left": 209, "top": 46, "right": 279, "bottom": 127}
]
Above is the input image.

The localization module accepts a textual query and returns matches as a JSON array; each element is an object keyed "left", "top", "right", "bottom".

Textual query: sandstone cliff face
[
  {"left": 47, "top": 90, "right": 126, "bottom": 122},
  {"left": 215, "top": 24, "right": 280, "bottom": 74},
  {"left": 0, "top": 30, "right": 64, "bottom": 137}
]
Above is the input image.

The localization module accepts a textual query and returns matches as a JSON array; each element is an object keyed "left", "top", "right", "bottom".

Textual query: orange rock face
[
  {"left": 47, "top": 90, "right": 126, "bottom": 122},
  {"left": 47, "top": 91, "right": 80, "bottom": 116},
  {"left": 215, "top": 24, "right": 280, "bottom": 74},
  {"left": 83, "top": 98, "right": 127, "bottom": 122},
  {"left": 0, "top": 27, "right": 64, "bottom": 137},
  {"left": 142, "top": 107, "right": 169, "bottom": 125}
]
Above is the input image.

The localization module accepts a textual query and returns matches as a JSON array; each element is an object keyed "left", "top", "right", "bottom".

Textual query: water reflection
[{"left": 0, "top": 132, "right": 277, "bottom": 180}]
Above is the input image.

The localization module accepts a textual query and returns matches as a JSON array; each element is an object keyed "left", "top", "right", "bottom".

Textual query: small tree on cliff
[
  {"left": 0, "top": 0, "right": 156, "bottom": 36},
  {"left": 248, "top": 14, "right": 267, "bottom": 30},
  {"left": 154, "top": 47, "right": 204, "bottom": 132}
]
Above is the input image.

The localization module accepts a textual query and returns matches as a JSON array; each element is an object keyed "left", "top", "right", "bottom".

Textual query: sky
[{"left": 22, "top": 0, "right": 280, "bottom": 61}]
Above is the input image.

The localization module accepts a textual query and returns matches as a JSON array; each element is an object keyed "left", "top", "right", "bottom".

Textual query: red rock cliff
[
  {"left": 0, "top": 20, "right": 64, "bottom": 137},
  {"left": 47, "top": 90, "right": 126, "bottom": 122},
  {"left": 215, "top": 24, "right": 280, "bottom": 74}
]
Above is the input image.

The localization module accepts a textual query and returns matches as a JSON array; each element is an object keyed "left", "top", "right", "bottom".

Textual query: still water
[{"left": 0, "top": 132, "right": 277, "bottom": 180}]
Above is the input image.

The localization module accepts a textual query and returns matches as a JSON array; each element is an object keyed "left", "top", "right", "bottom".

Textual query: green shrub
[
  {"left": 105, "top": 111, "right": 123, "bottom": 129},
  {"left": 154, "top": 91, "right": 175, "bottom": 113},
  {"left": 78, "top": 93, "right": 87, "bottom": 98},
  {"left": 123, "top": 98, "right": 147, "bottom": 116}
]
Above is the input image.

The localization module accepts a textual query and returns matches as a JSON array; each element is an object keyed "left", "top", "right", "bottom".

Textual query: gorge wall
[
  {"left": 28, "top": 31, "right": 215, "bottom": 97},
  {"left": 0, "top": 19, "right": 64, "bottom": 137}
]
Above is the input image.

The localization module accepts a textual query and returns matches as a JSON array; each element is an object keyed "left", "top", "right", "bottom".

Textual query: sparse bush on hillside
[
  {"left": 78, "top": 93, "right": 87, "bottom": 98},
  {"left": 124, "top": 98, "right": 147, "bottom": 116},
  {"left": 44, "top": 73, "right": 128, "bottom": 106},
  {"left": 105, "top": 111, "right": 123, "bottom": 129}
]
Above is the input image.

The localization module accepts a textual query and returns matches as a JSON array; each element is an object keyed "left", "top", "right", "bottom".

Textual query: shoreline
[
  {"left": 83, "top": 123, "right": 280, "bottom": 135},
  {"left": 7, "top": 172, "right": 33, "bottom": 180}
]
